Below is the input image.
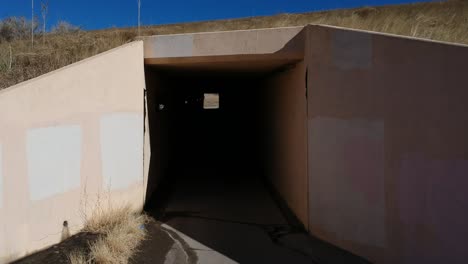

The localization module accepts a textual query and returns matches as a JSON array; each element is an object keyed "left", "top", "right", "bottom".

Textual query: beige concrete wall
[
  {"left": 306, "top": 25, "right": 468, "bottom": 263},
  {"left": 0, "top": 41, "right": 146, "bottom": 263},
  {"left": 262, "top": 61, "right": 309, "bottom": 228}
]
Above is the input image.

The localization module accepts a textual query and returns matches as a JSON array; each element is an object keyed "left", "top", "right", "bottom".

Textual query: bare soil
[
  {"left": 11, "top": 232, "right": 99, "bottom": 264},
  {"left": 9, "top": 219, "right": 195, "bottom": 264}
]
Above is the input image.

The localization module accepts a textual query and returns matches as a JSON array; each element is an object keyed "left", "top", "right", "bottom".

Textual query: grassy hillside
[{"left": 1, "top": 0, "right": 467, "bottom": 90}]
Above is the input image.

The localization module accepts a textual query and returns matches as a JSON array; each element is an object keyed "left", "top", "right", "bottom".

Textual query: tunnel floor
[{"left": 144, "top": 166, "right": 370, "bottom": 264}]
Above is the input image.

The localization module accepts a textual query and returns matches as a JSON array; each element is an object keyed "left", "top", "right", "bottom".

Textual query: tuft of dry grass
[
  {"left": 68, "top": 250, "right": 88, "bottom": 264},
  {"left": 68, "top": 206, "right": 148, "bottom": 264},
  {"left": 1, "top": 0, "right": 467, "bottom": 90}
]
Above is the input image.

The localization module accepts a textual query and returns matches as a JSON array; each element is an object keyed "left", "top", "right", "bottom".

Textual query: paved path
[
  {"left": 143, "top": 167, "right": 371, "bottom": 264},
  {"left": 132, "top": 220, "right": 236, "bottom": 264}
]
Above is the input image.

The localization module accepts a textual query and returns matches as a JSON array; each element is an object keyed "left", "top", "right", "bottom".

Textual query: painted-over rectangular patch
[
  {"left": 27, "top": 125, "right": 82, "bottom": 201},
  {"left": 308, "top": 117, "right": 385, "bottom": 248},
  {"left": 332, "top": 30, "right": 372, "bottom": 70},
  {"left": 100, "top": 113, "right": 144, "bottom": 190},
  {"left": 150, "top": 35, "right": 193, "bottom": 58}
]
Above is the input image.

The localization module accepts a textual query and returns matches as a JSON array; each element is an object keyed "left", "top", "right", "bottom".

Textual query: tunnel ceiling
[{"left": 145, "top": 54, "right": 303, "bottom": 74}]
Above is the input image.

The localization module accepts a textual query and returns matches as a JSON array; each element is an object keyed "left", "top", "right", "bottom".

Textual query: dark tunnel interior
[
  {"left": 161, "top": 70, "right": 266, "bottom": 185},
  {"left": 144, "top": 66, "right": 271, "bottom": 202},
  {"left": 142, "top": 61, "right": 371, "bottom": 264},
  {"left": 144, "top": 64, "right": 304, "bottom": 263}
]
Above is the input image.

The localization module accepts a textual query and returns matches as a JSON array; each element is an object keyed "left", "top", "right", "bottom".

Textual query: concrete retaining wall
[
  {"left": 306, "top": 25, "right": 468, "bottom": 263},
  {"left": 0, "top": 41, "right": 146, "bottom": 263}
]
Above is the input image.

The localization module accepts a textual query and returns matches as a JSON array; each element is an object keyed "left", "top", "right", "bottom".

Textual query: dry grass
[
  {"left": 68, "top": 206, "right": 148, "bottom": 264},
  {"left": 68, "top": 250, "right": 88, "bottom": 264},
  {"left": 0, "top": 30, "right": 137, "bottom": 89},
  {"left": 1, "top": 0, "right": 467, "bottom": 90}
]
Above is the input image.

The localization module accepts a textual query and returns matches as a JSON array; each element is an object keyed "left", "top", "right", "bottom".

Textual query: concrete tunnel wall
[
  {"left": 305, "top": 25, "right": 468, "bottom": 263},
  {"left": 260, "top": 61, "right": 309, "bottom": 227},
  {"left": 0, "top": 42, "right": 146, "bottom": 263}
]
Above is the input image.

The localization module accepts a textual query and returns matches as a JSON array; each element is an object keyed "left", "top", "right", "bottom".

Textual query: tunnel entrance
[
  {"left": 144, "top": 56, "right": 310, "bottom": 263},
  {"left": 143, "top": 55, "right": 368, "bottom": 263}
]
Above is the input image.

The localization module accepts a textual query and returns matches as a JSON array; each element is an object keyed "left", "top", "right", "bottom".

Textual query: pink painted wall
[
  {"left": 0, "top": 42, "right": 146, "bottom": 263},
  {"left": 306, "top": 25, "right": 468, "bottom": 263}
]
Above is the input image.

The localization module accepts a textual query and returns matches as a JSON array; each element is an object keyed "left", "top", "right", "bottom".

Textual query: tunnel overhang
[
  {"left": 142, "top": 26, "right": 307, "bottom": 74},
  {"left": 142, "top": 26, "right": 305, "bottom": 58}
]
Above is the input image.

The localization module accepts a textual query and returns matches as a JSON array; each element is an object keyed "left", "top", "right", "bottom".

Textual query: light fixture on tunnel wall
[{"left": 203, "top": 93, "right": 219, "bottom": 109}]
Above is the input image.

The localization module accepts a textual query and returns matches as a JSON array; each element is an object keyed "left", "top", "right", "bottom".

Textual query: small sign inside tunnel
[{"left": 203, "top": 93, "right": 219, "bottom": 109}]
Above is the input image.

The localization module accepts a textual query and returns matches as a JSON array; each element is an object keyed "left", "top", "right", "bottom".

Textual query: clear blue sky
[{"left": 0, "top": 0, "right": 436, "bottom": 30}]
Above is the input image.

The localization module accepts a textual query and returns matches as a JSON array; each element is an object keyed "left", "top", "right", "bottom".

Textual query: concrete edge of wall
[
  {"left": 140, "top": 26, "right": 305, "bottom": 39},
  {"left": 142, "top": 23, "right": 467, "bottom": 49},
  {"left": 0, "top": 41, "right": 144, "bottom": 95},
  {"left": 309, "top": 23, "right": 468, "bottom": 48}
]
